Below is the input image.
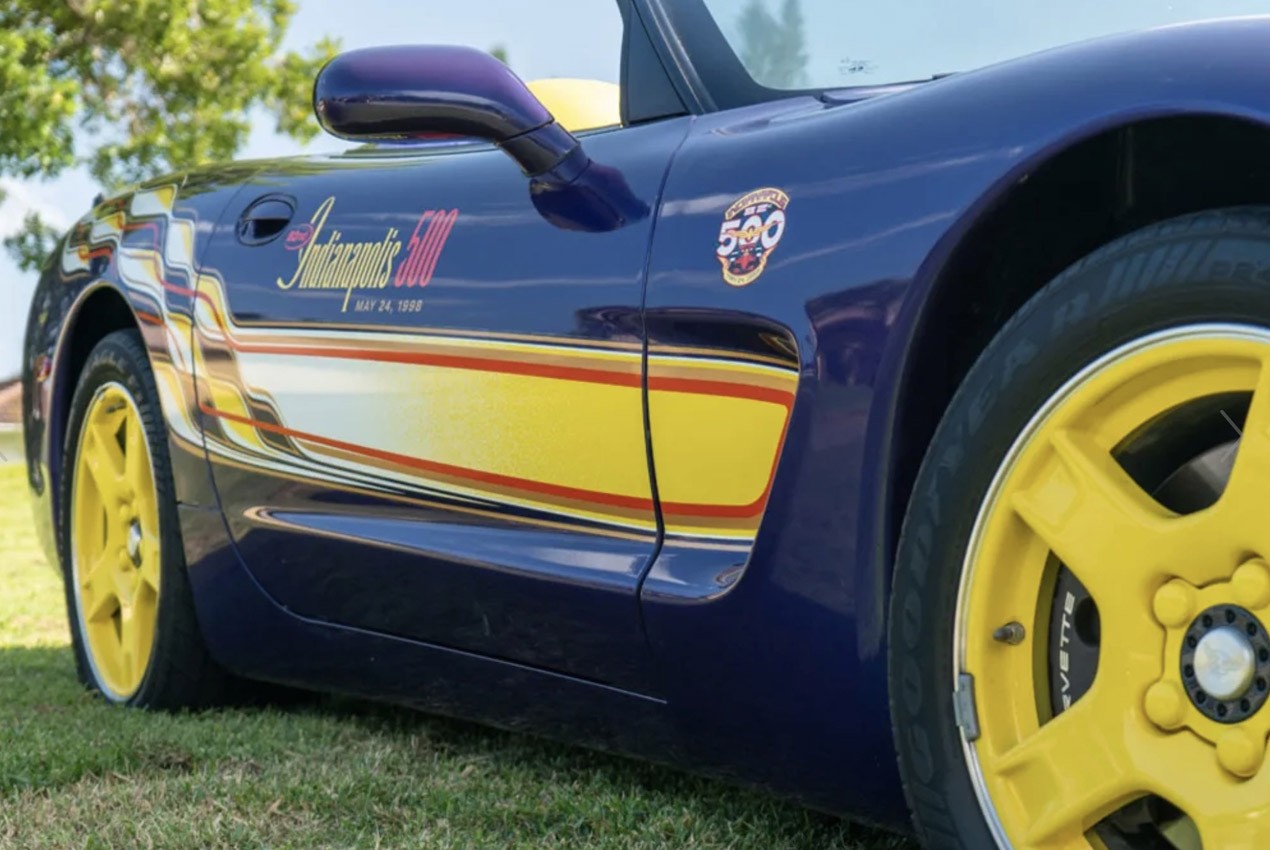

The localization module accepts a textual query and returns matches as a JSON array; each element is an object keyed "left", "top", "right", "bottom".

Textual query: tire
[
  {"left": 59, "top": 329, "right": 231, "bottom": 709},
  {"left": 890, "top": 208, "right": 1270, "bottom": 850}
]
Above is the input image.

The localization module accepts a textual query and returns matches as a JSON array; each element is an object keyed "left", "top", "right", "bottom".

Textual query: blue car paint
[
  {"left": 22, "top": 16, "right": 1270, "bottom": 831},
  {"left": 195, "top": 117, "right": 689, "bottom": 695}
]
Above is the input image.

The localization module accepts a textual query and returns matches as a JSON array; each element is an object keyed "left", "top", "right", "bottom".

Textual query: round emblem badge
[{"left": 716, "top": 188, "right": 789, "bottom": 287}]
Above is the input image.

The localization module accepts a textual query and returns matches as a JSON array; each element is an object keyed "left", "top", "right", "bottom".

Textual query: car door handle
[{"left": 237, "top": 195, "right": 296, "bottom": 245}]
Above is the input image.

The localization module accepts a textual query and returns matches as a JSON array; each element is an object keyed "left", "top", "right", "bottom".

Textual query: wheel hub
[
  {"left": 1182, "top": 607, "right": 1270, "bottom": 720},
  {"left": 1146, "top": 559, "right": 1270, "bottom": 777}
]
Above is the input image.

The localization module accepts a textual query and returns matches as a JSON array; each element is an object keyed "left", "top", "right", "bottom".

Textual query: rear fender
[{"left": 22, "top": 174, "right": 249, "bottom": 568}]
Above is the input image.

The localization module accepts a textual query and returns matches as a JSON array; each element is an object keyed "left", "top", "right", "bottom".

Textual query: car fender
[
  {"left": 22, "top": 171, "right": 252, "bottom": 568},
  {"left": 879, "top": 16, "right": 1270, "bottom": 598},
  {"left": 637, "top": 16, "right": 1270, "bottom": 824}
]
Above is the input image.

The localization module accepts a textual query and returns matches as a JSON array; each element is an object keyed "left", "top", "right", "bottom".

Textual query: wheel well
[
  {"left": 51, "top": 286, "right": 139, "bottom": 518},
  {"left": 890, "top": 114, "right": 1270, "bottom": 554}
]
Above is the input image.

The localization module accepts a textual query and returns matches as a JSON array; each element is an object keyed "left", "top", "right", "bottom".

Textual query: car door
[{"left": 191, "top": 118, "right": 688, "bottom": 693}]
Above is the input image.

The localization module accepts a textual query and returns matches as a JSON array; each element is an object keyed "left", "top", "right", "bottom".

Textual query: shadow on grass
[{"left": 0, "top": 644, "right": 917, "bottom": 850}]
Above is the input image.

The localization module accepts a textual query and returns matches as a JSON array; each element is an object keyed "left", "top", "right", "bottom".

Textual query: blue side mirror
[{"left": 314, "top": 45, "right": 585, "bottom": 179}]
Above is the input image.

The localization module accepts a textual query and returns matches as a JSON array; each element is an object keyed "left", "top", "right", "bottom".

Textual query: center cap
[
  {"left": 126, "top": 521, "right": 143, "bottom": 566},
  {"left": 1194, "top": 626, "right": 1257, "bottom": 701},
  {"left": 1180, "top": 604, "right": 1270, "bottom": 723}
]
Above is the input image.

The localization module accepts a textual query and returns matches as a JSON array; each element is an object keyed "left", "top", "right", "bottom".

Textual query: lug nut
[
  {"left": 1234, "top": 559, "right": 1270, "bottom": 610},
  {"left": 1144, "top": 681, "right": 1188, "bottom": 730},
  {"left": 1153, "top": 580, "right": 1197, "bottom": 629},
  {"left": 1217, "top": 728, "right": 1266, "bottom": 779}
]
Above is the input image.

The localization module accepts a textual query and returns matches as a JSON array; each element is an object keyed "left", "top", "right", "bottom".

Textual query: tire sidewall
[{"left": 890, "top": 210, "right": 1270, "bottom": 848}]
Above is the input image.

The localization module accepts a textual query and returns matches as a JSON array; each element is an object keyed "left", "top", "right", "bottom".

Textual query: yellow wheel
[
  {"left": 60, "top": 329, "right": 230, "bottom": 708},
  {"left": 891, "top": 210, "right": 1270, "bottom": 850},
  {"left": 70, "top": 380, "right": 161, "bottom": 699}
]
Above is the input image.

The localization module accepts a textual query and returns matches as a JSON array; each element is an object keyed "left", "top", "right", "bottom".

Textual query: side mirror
[{"left": 314, "top": 45, "right": 585, "bottom": 179}]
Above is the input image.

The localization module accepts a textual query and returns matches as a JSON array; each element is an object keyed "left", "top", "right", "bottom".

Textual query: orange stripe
[
  {"left": 115, "top": 224, "right": 796, "bottom": 406},
  {"left": 212, "top": 340, "right": 796, "bottom": 406},
  {"left": 228, "top": 342, "right": 644, "bottom": 388},
  {"left": 123, "top": 220, "right": 160, "bottom": 239},
  {"left": 120, "top": 218, "right": 793, "bottom": 526},
  {"left": 199, "top": 401, "right": 773, "bottom": 520},
  {"left": 202, "top": 401, "right": 654, "bottom": 512},
  {"left": 213, "top": 335, "right": 796, "bottom": 406}
]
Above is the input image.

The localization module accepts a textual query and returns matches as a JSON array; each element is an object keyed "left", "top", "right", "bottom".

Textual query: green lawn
[
  {"left": 0, "top": 462, "right": 916, "bottom": 850},
  {"left": 0, "top": 428, "right": 20, "bottom": 467}
]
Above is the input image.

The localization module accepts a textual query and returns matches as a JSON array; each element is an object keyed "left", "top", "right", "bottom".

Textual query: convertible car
[{"left": 22, "top": 1, "right": 1270, "bottom": 847}]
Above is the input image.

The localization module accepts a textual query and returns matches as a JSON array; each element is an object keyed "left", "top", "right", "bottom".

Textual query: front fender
[
  {"left": 874, "top": 15, "right": 1270, "bottom": 584},
  {"left": 636, "top": 15, "right": 1270, "bottom": 823}
]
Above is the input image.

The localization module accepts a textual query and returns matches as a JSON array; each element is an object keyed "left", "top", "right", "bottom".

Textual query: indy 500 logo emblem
[{"left": 716, "top": 187, "right": 789, "bottom": 287}]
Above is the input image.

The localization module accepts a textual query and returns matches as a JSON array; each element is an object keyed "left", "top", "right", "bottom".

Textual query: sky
[{"left": 4, "top": 0, "right": 1269, "bottom": 377}]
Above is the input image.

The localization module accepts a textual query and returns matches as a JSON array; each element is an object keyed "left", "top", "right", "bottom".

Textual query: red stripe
[
  {"left": 202, "top": 401, "right": 655, "bottom": 511},
  {"left": 119, "top": 217, "right": 795, "bottom": 407},
  {"left": 123, "top": 220, "right": 161, "bottom": 240},
  {"left": 127, "top": 213, "right": 792, "bottom": 524},
  {"left": 648, "top": 375, "right": 793, "bottom": 408},
  {"left": 231, "top": 342, "right": 644, "bottom": 388},
  {"left": 222, "top": 340, "right": 794, "bottom": 406},
  {"left": 200, "top": 401, "right": 779, "bottom": 520}
]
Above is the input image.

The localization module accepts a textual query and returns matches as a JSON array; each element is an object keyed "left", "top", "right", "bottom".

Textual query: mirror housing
[{"left": 314, "top": 45, "right": 585, "bottom": 178}]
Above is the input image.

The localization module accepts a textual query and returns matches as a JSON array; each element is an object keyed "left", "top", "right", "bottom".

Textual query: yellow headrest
[{"left": 526, "top": 78, "right": 621, "bottom": 133}]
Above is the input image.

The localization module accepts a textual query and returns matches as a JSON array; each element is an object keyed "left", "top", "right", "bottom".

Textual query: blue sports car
[{"left": 22, "top": 2, "right": 1270, "bottom": 847}]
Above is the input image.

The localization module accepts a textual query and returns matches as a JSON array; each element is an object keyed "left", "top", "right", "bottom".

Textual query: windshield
[{"left": 701, "top": 0, "right": 1270, "bottom": 89}]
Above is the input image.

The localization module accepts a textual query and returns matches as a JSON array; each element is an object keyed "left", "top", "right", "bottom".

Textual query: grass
[
  {"left": 0, "top": 462, "right": 916, "bottom": 850},
  {"left": 0, "top": 428, "right": 20, "bottom": 467}
]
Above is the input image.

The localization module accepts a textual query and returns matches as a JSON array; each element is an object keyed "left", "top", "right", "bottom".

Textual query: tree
[
  {"left": 737, "top": 0, "right": 809, "bottom": 90},
  {"left": 0, "top": 0, "right": 339, "bottom": 271}
]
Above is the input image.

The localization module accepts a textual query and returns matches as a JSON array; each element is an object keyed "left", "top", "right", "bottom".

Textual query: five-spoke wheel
[
  {"left": 60, "top": 329, "right": 231, "bottom": 709},
  {"left": 891, "top": 209, "right": 1270, "bottom": 850}
]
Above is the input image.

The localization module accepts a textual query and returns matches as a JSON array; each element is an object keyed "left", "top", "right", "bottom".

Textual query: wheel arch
[
  {"left": 887, "top": 110, "right": 1270, "bottom": 561},
  {"left": 46, "top": 281, "right": 146, "bottom": 539}
]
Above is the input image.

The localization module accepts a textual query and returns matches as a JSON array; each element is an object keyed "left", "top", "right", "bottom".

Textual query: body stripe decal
[{"left": 63, "top": 185, "right": 799, "bottom": 544}]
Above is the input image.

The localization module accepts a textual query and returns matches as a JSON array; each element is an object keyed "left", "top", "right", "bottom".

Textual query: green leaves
[
  {"left": 1, "top": 0, "right": 340, "bottom": 270},
  {"left": 0, "top": 26, "right": 79, "bottom": 178},
  {"left": 2, "top": 210, "right": 62, "bottom": 274}
]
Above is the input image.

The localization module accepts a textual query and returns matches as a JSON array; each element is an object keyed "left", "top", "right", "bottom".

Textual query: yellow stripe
[
  {"left": 235, "top": 353, "right": 654, "bottom": 501},
  {"left": 650, "top": 389, "right": 790, "bottom": 509}
]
